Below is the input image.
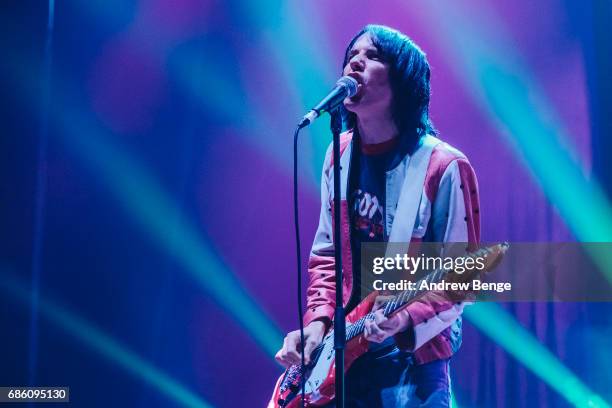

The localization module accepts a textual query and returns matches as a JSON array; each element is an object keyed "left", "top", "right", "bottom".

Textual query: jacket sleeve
[
  {"left": 393, "top": 158, "right": 481, "bottom": 351},
  {"left": 303, "top": 145, "right": 337, "bottom": 329}
]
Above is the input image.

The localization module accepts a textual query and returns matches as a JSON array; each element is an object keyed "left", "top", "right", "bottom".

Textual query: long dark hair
[{"left": 332, "top": 24, "right": 437, "bottom": 149}]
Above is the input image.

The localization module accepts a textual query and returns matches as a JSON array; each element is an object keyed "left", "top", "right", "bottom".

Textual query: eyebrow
[{"left": 348, "top": 46, "right": 379, "bottom": 54}]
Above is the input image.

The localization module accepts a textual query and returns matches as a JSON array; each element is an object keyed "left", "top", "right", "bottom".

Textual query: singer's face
[{"left": 342, "top": 34, "right": 393, "bottom": 119}]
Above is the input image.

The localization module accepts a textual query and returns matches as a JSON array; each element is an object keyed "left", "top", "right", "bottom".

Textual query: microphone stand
[
  {"left": 330, "top": 109, "right": 345, "bottom": 408},
  {"left": 296, "top": 104, "right": 347, "bottom": 408}
]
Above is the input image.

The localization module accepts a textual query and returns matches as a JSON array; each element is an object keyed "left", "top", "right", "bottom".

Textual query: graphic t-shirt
[
  {"left": 351, "top": 138, "right": 398, "bottom": 242},
  {"left": 347, "top": 136, "right": 401, "bottom": 312}
]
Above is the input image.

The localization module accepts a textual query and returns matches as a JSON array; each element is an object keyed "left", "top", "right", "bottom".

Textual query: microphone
[{"left": 299, "top": 76, "right": 359, "bottom": 128}]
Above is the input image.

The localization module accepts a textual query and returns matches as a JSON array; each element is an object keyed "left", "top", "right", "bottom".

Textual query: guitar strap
[{"left": 385, "top": 134, "right": 442, "bottom": 258}]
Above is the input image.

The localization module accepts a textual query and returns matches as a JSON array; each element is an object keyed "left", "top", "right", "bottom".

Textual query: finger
[
  {"left": 364, "top": 330, "right": 383, "bottom": 342},
  {"left": 374, "top": 310, "right": 388, "bottom": 325},
  {"left": 276, "top": 336, "right": 294, "bottom": 367},
  {"left": 286, "top": 332, "right": 305, "bottom": 365},
  {"left": 364, "top": 320, "right": 377, "bottom": 341},
  {"left": 368, "top": 322, "right": 387, "bottom": 343},
  {"left": 364, "top": 319, "right": 373, "bottom": 335},
  {"left": 304, "top": 333, "right": 324, "bottom": 365},
  {"left": 367, "top": 310, "right": 386, "bottom": 333},
  {"left": 287, "top": 351, "right": 302, "bottom": 366},
  {"left": 279, "top": 334, "right": 299, "bottom": 366},
  {"left": 276, "top": 337, "right": 289, "bottom": 363},
  {"left": 275, "top": 349, "right": 290, "bottom": 368},
  {"left": 303, "top": 339, "right": 317, "bottom": 365},
  {"left": 372, "top": 299, "right": 383, "bottom": 312},
  {"left": 289, "top": 353, "right": 301, "bottom": 366},
  {"left": 285, "top": 332, "right": 300, "bottom": 354},
  {"left": 373, "top": 295, "right": 392, "bottom": 311},
  {"left": 370, "top": 321, "right": 384, "bottom": 336}
]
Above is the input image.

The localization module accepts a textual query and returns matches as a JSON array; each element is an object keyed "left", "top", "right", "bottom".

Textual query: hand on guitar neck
[
  {"left": 363, "top": 297, "right": 413, "bottom": 345},
  {"left": 275, "top": 320, "right": 327, "bottom": 368}
]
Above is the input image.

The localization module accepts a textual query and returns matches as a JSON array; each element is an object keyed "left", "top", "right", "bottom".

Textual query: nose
[{"left": 349, "top": 55, "right": 365, "bottom": 72}]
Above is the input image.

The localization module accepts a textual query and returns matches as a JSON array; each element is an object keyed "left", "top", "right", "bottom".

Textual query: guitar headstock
[
  {"left": 481, "top": 242, "right": 509, "bottom": 272},
  {"left": 449, "top": 242, "right": 509, "bottom": 283}
]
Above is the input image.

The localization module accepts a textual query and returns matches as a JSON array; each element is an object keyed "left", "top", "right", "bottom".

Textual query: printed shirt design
[{"left": 352, "top": 189, "right": 384, "bottom": 240}]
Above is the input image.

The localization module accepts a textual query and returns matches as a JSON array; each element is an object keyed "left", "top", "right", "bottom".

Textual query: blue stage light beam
[
  {"left": 395, "top": 4, "right": 612, "bottom": 406},
  {"left": 411, "top": 2, "right": 612, "bottom": 280},
  {"left": 465, "top": 303, "right": 610, "bottom": 408},
  {"left": 2, "top": 56, "right": 284, "bottom": 357},
  {"left": 229, "top": 0, "right": 338, "bottom": 180},
  {"left": 53, "top": 100, "right": 285, "bottom": 357},
  {"left": 0, "top": 269, "right": 214, "bottom": 408}
]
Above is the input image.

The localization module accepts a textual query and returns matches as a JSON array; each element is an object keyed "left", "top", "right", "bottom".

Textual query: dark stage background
[{"left": 1, "top": 1, "right": 611, "bottom": 407}]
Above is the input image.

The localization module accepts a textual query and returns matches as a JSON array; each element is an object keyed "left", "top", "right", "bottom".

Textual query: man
[{"left": 275, "top": 25, "right": 480, "bottom": 407}]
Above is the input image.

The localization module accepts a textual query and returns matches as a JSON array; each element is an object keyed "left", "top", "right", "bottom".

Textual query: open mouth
[
  {"left": 345, "top": 73, "right": 364, "bottom": 101},
  {"left": 346, "top": 72, "right": 363, "bottom": 85},
  {"left": 350, "top": 84, "right": 364, "bottom": 101}
]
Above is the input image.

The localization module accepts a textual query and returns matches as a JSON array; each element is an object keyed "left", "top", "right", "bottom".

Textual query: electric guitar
[{"left": 268, "top": 243, "right": 509, "bottom": 408}]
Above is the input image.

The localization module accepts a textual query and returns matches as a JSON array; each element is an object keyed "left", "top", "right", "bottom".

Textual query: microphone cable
[{"left": 293, "top": 125, "right": 306, "bottom": 408}]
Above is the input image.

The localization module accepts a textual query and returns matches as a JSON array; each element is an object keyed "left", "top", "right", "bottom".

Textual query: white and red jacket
[{"left": 304, "top": 130, "right": 480, "bottom": 365}]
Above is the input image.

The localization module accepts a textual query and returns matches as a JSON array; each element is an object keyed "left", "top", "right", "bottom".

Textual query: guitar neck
[
  {"left": 345, "top": 246, "right": 493, "bottom": 343},
  {"left": 383, "top": 267, "right": 449, "bottom": 316},
  {"left": 380, "top": 246, "right": 494, "bottom": 317},
  {"left": 344, "top": 266, "right": 449, "bottom": 342}
]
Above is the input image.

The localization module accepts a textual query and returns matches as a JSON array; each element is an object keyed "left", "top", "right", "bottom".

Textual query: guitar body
[{"left": 268, "top": 292, "right": 377, "bottom": 408}]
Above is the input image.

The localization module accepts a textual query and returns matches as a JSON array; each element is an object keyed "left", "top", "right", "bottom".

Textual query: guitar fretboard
[{"left": 344, "top": 246, "right": 490, "bottom": 342}]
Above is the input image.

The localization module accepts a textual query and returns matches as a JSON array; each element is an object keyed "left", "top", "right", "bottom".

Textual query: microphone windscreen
[{"left": 336, "top": 76, "right": 358, "bottom": 98}]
